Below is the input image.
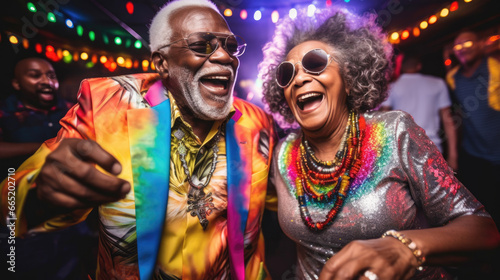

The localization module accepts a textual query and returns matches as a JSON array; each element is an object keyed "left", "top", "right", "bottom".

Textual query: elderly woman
[{"left": 259, "top": 7, "right": 500, "bottom": 280}]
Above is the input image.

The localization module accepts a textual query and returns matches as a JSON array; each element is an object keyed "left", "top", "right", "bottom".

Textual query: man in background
[
  {"left": 0, "top": 58, "right": 72, "bottom": 180},
  {"left": 446, "top": 30, "right": 500, "bottom": 226},
  {"left": 0, "top": 57, "right": 97, "bottom": 279},
  {"left": 446, "top": 29, "right": 500, "bottom": 279},
  {"left": 381, "top": 55, "right": 458, "bottom": 170}
]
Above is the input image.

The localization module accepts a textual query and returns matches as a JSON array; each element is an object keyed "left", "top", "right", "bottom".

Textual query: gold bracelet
[{"left": 382, "top": 229, "right": 425, "bottom": 270}]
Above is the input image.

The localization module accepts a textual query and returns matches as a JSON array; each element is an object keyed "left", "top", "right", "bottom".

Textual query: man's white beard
[{"left": 170, "top": 65, "right": 234, "bottom": 120}]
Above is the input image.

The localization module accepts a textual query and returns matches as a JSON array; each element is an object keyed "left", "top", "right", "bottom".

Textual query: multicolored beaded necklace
[{"left": 284, "top": 111, "right": 366, "bottom": 231}]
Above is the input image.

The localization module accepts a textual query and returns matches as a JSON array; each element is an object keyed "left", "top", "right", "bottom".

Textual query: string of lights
[{"left": 1, "top": 0, "right": 494, "bottom": 73}]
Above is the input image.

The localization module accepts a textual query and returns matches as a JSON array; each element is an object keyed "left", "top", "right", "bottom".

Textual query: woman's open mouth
[{"left": 296, "top": 92, "right": 324, "bottom": 111}]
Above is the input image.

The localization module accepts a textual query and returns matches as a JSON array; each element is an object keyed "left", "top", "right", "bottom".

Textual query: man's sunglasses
[
  {"left": 158, "top": 32, "right": 246, "bottom": 57},
  {"left": 276, "top": 48, "right": 333, "bottom": 88},
  {"left": 453, "top": 40, "right": 474, "bottom": 51}
]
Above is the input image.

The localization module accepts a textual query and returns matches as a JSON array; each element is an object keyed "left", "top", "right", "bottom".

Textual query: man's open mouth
[
  {"left": 200, "top": 75, "right": 230, "bottom": 91},
  {"left": 38, "top": 88, "right": 55, "bottom": 101}
]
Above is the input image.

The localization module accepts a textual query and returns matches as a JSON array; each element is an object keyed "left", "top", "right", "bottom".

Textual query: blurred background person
[
  {"left": 0, "top": 57, "right": 97, "bottom": 280},
  {"left": 380, "top": 54, "right": 457, "bottom": 170},
  {"left": 446, "top": 29, "right": 500, "bottom": 279},
  {"left": 446, "top": 30, "right": 500, "bottom": 228},
  {"left": 0, "top": 57, "right": 71, "bottom": 181}
]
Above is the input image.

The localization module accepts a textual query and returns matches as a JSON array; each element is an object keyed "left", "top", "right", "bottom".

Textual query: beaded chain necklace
[
  {"left": 288, "top": 111, "right": 366, "bottom": 231},
  {"left": 174, "top": 126, "right": 222, "bottom": 230}
]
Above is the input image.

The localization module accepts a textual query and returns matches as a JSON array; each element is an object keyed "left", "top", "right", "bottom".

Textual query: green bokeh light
[
  {"left": 47, "top": 12, "right": 56, "bottom": 23},
  {"left": 76, "top": 25, "right": 84, "bottom": 36},
  {"left": 27, "top": 2, "right": 37, "bottom": 12}
]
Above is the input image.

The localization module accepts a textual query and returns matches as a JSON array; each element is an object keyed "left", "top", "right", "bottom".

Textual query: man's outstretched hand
[{"left": 26, "top": 138, "right": 130, "bottom": 227}]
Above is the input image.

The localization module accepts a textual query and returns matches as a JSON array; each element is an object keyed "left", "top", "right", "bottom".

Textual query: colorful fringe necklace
[{"left": 283, "top": 111, "right": 366, "bottom": 231}]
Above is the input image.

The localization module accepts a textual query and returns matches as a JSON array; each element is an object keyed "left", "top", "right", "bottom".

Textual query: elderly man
[{"left": 1, "top": 0, "right": 275, "bottom": 279}]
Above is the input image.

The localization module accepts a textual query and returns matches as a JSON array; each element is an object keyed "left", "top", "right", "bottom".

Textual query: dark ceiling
[
  {"left": 1, "top": 0, "right": 499, "bottom": 95},
  {"left": 3, "top": 0, "right": 499, "bottom": 53}
]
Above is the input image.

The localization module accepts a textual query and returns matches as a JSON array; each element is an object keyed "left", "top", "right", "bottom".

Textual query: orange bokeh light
[
  {"left": 413, "top": 27, "right": 420, "bottom": 37},
  {"left": 450, "top": 1, "right": 459, "bottom": 11},
  {"left": 401, "top": 30, "right": 410, "bottom": 40},
  {"left": 429, "top": 15, "right": 437, "bottom": 24}
]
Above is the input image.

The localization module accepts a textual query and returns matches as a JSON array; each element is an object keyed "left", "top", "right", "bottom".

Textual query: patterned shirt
[
  {"left": 0, "top": 94, "right": 71, "bottom": 179},
  {"left": 158, "top": 93, "right": 235, "bottom": 279},
  {"left": 0, "top": 94, "right": 71, "bottom": 143}
]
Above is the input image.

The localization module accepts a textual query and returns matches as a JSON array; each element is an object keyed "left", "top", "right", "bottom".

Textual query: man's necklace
[{"left": 173, "top": 126, "right": 222, "bottom": 230}]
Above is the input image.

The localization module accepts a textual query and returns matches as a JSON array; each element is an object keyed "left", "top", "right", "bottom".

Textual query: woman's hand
[{"left": 319, "top": 237, "right": 419, "bottom": 280}]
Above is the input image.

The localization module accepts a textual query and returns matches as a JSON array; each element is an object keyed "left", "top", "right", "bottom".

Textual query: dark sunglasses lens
[
  {"left": 226, "top": 35, "right": 246, "bottom": 56},
  {"left": 277, "top": 62, "right": 295, "bottom": 87},
  {"left": 186, "top": 32, "right": 218, "bottom": 55},
  {"left": 225, "top": 36, "right": 239, "bottom": 55},
  {"left": 303, "top": 49, "right": 329, "bottom": 73}
]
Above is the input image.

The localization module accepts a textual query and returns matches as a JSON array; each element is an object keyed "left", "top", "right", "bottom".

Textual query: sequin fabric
[{"left": 273, "top": 110, "right": 489, "bottom": 280}]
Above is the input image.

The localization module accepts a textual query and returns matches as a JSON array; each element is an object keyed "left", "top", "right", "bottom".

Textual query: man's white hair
[{"left": 149, "top": 0, "right": 221, "bottom": 52}]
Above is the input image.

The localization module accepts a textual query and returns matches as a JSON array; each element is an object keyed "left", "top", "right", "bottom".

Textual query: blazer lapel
[
  {"left": 127, "top": 99, "right": 171, "bottom": 280},
  {"left": 226, "top": 110, "right": 252, "bottom": 280}
]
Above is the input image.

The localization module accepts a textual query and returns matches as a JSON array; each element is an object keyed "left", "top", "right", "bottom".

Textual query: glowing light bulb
[
  {"left": 390, "top": 32, "right": 399, "bottom": 41},
  {"left": 117, "top": 56, "right": 125, "bottom": 65},
  {"left": 271, "top": 10, "right": 279, "bottom": 23},
  {"left": 254, "top": 10, "right": 261, "bottom": 21},
  {"left": 27, "top": 2, "right": 37, "bottom": 12},
  {"left": 420, "top": 21, "right": 428, "bottom": 29},
  {"left": 412, "top": 27, "right": 420, "bottom": 37},
  {"left": 9, "top": 35, "right": 19, "bottom": 44},
  {"left": 134, "top": 40, "right": 142, "bottom": 49},
  {"left": 47, "top": 12, "right": 56, "bottom": 23},
  {"left": 440, "top": 8, "right": 449, "bottom": 18},
  {"left": 240, "top": 10, "right": 247, "bottom": 20},
  {"left": 307, "top": 5, "right": 316, "bottom": 17},
  {"left": 429, "top": 15, "right": 437, "bottom": 24},
  {"left": 126, "top": 1, "right": 134, "bottom": 14},
  {"left": 401, "top": 30, "right": 410, "bottom": 40},
  {"left": 77, "top": 25, "right": 84, "bottom": 36}
]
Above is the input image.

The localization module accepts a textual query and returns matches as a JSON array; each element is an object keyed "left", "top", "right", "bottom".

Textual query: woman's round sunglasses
[
  {"left": 158, "top": 32, "right": 247, "bottom": 57},
  {"left": 276, "top": 48, "right": 333, "bottom": 88}
]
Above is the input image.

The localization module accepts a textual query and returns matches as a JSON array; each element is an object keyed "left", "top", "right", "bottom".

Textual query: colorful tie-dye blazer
[{"left": 1, "top": 73, "right": 276, "bottom": 280}]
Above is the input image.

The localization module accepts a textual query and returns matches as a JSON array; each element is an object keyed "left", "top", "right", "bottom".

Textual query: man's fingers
[
  {"left": 37, "top": 138, "right": 131, "bottom": 211},
  {"left": 37, "top": 167, "right": 126, "bottom": 209},
  {"left": 47, "top": 141, "right": 129, "bottom": 196},
  {"left": 72, "top": 139, "right": 122, "bottom": 175},
  {"left": 63, "top": 159, "right": 129, "bottom": 196}
]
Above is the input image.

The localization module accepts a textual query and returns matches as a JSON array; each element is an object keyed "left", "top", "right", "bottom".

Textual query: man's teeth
[
  {"left": 298, "top": 92, "right": 322, "bottom": 102},
  {"left": 204, "top": 76, "right": 229, "bottom": 80}
]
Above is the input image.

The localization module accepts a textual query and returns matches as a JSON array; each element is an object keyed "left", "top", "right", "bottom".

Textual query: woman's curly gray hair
[{"left": 258, "top": 7, "right": 393, "bottom": 128}]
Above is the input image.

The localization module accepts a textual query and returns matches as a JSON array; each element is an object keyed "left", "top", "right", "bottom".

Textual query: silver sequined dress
[{"left": 272, "top": 111, "right": 489, "bottom": 280}]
